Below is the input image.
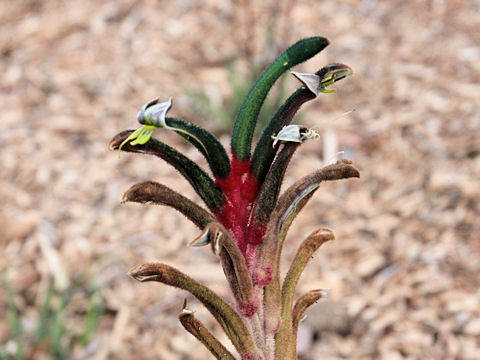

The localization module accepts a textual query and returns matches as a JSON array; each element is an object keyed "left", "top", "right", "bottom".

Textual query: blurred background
[{"left": 1, "top": 0, "right": 479, "bottom": 359}]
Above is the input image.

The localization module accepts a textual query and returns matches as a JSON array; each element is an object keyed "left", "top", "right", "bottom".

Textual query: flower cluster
[{"left": 110, "top": 37, "right": 359, "bottom": 360}]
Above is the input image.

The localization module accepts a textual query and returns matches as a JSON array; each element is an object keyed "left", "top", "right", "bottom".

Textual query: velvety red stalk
[{"left": 214, "top": 155, "right": 263, "bottom": 256}]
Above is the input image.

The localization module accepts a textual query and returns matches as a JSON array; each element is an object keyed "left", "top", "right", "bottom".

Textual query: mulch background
[{"left": 1, "top": 1, "right": 479, "bottom": 359}]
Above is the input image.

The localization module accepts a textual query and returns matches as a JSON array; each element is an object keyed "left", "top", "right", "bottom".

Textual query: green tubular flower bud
[
  {"left": 135, "top": 97, "right": 231, "bottom": 178},
  {"left": 110, "top": 131, "right": 226, "bottom": 213},
  {"left": 163, "top": 117, "right": 231, "bottom": 179},
  {"left": 231, "top": 37, "right": 330, "bottom": 161},
  {"left": 251, "top": 126, "right": 320, "bottom": 228},
  {"left": 251, "top": 63, "right": 352, "bottom": 183}
]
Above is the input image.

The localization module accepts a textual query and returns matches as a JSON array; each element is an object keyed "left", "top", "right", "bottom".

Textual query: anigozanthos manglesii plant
[{"left": 110, "top": 36, "right": 358, "bottom": 360}]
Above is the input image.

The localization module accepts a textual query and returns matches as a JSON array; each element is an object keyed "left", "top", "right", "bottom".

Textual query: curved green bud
[
  {"left": 131, "top": 97, "right": 231, "bottom": 178},
  {"left": 250, "top": 88, "right": 315, "bottom": 183},
  {"left": 110, "top": 131, "right": 225, "bottom": 212},
  {"left": 231, "top": 37, "right": 330, "bottom": 161},
  {"left": 251, "top": 63, "right": 352, "bottom": 183},
  {"left": 164, "top": 117, "right": 231, "bottom": 179}
]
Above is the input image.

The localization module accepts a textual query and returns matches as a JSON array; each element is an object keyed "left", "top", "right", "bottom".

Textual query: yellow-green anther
[
  {"left": 319, "top": 64, "right": 353, "bottom": 93},
  {"left": 130, "top": 126, "right": 156, "bottom": 145},
  {"left": 117, "top": 125, "right": 156, "bottom": 153}
]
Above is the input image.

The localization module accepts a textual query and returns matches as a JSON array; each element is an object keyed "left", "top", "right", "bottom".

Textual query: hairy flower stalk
[{"left": 112, "top": 37, "right": 358, "bottom": 359}]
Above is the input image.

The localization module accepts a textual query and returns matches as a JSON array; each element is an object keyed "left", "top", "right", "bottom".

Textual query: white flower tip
[
  {"left": 291, "top": 71, "right": 320, "bottom": 96},
  {"left": 271, "top": 125, "right": 320, "bottom": 147}
]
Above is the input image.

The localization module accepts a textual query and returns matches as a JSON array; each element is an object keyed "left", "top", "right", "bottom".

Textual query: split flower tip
[
  {"left": 128, "top": 262, "right": 163, "bottom": 282},
  {"left": 292, "top": 63, "right": 353, "bottom": 96},
  {"left": 309, "top": 228, "right": 335, "bottom": 242},
  {"left": 137, "top": 97, "right": 173, "bottom": 126},
  {"left": 109, "top": 130, "right": 135, "bottom": 151},
  {"left": 113, "top": 97, "right": 174, "bottom": 152},
  {"left": 180, "top": 298, "right": 195, "bottom": 314},
  {"left": 291, "top": 71, "right": 321, "bottom": 96},
  {"left": 189, "top": 226, "right": 212, "bottom": 247},
  {"left": 121, "top": 181, "right": 156, "bottom": 204},
  {"left": 188, "top": 223, "right": 223, "bottom": 254},
  {"left": 271, "top": 124, "right": 320, "bottom": 148}
]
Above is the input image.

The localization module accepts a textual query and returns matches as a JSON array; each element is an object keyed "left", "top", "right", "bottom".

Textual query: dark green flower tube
[
  {"left": 251, "top": 63, "right": 352, "bottom": 184},
  {"left": 231, "top": 37, "right": 329, "bottom": 161},
  {"left": 163, "top": 117, "right": 231, "bottom": 179},
  {"left": 110, "top": 131, "right": 225, "bottom": 213}
]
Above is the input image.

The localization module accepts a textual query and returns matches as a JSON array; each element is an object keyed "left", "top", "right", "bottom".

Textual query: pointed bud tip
[
  {"left": 127, "top": 264, "right": 143, "bottom": 280},
  {"left": 127, "top": 263, "right": 162, "bottom": 282},
  {"left": 312, "top": 228, "right": 335, "bottom": 240},
  {"left": 188, "top": 227, "right": 211, "bottom": 247},
  {"left": 109, "top": 130, "right": 135, "bottom": 150}
]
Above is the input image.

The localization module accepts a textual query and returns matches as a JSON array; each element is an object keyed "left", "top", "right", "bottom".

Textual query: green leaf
[{"left": 231, "top": 37, "right": 329, "bottom": 161}]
